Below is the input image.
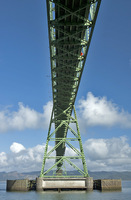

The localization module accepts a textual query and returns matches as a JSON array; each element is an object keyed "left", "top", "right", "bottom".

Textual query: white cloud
[
  {"left": 84, "top": 136, "right": 131, "bottom": 171},
  {"left": 6, "top": 143, "right": 45, "bottom": 172},
  {"left": 0, "top": 101, "right": 52, "bottom": 133},
  {"left": 10, "top": 142, "right": 25, "bottom": 153},
  {"left": 0, "top": 137, "right": 131, "bottom": 172},
  {"left": 78, "top": 92, "right": 131, "bottom": 129}
]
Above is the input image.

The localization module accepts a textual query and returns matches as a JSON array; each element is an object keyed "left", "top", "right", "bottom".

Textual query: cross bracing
[
  {"left": 40, "top": 106, "right": 88, "bottom": 177},
  {"left": 40, "top": 0, "right": 101, "bottom": 177}
]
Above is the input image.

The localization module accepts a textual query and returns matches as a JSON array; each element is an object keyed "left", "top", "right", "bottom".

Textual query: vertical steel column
[
  {"left": 73, "top": 105, "right": 88, "bottom": 176},
  {"left": 40, "top": 107, "right": 54, "bottom": 177}
]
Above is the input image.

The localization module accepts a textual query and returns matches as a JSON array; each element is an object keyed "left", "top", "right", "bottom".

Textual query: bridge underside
[{"left": 40, "top": 0, "right": 101, "bottom": 177}]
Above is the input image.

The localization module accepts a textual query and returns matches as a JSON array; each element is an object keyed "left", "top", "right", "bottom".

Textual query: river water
[{"left": 0, "top": 181, "right": 131, "bottom": 200}]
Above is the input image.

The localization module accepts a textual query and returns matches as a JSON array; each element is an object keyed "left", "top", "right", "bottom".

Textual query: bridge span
[{"left": 40, "top": 0, "right": 101, "bottom": 178}]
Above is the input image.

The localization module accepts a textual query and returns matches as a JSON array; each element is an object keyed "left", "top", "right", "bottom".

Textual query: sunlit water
[{"left": 0, "top": 181, "right": 131, "bottom": 200}]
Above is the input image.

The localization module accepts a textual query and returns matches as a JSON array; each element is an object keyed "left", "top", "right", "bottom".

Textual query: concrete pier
[
  {"left": 93, "top": 179, "right": 122, "bottom": 191},
  {"left": 6, "top": 179, "right": 30, "bottom": 191},
  {"left": 6, "top": 178, "right": 122, "bottom": 192},
  {"left": 36, "top": 177, "right": 93, "bottom": 191}
]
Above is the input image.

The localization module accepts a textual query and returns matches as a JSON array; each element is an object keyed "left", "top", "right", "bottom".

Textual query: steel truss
[
  {"left": 40, "top": 0, "right": 101, "bottom": 177},
  {"left": 40, "top": 105, "right": 88, "bottom": 177}
]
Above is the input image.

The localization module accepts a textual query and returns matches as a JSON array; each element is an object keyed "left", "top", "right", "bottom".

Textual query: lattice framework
[{"left": 40, "top": 0, "right": 101, "bottom": 177}]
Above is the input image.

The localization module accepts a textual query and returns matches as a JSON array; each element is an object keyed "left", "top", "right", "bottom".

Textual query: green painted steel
[
  {"left": 40, "top": 0, "right": 101, "bottom": 177},
  {"left": 40, "top": 105, "right": 88, "bottom": 177}
]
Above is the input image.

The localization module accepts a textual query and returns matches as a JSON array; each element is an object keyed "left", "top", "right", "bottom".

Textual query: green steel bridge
[{"left": 40, "top": 0, "right": 101, "bottom": 178}]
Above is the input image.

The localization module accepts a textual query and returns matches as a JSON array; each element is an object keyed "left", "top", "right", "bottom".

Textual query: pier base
[
  {"left": 36, "top": 177, "right": 93, "bottom": 191},
  {"left": 94, "top": 179, "right": 122, "bottom": 191},
  {"left": 6, "top": 179, "right": 30, "bottom": 191},
  {"left": 6, "top": 178, "right": 122, "bottom": 192}
]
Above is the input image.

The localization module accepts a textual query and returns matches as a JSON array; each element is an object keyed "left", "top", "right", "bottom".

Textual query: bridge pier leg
[{"left": 40, "top": 105, "right": 88, "bottom": 178}]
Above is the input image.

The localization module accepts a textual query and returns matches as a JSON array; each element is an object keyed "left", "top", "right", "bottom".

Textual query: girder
[
  {"left": 47, "top": 0, "right": 101, "bottom": 132},
  {"left": 41, "top": 0, "right": 101, "bottom": 175}
]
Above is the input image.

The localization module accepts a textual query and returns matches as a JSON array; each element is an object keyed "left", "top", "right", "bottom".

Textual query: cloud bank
[
  {"left": 0, "top": 101, "right": 52, "bottom": 133},
  {"left": 0, "top": 92, "right": 131, "bottom": 134},
  {"left": 84, "top": 136, "right": 131, "bottom": 171},
  {"left": 78, "top": 92, "right": 131, "bottom": 129},
  {"left": 1, "top": 137, "right": 131, "bottom": 172}
]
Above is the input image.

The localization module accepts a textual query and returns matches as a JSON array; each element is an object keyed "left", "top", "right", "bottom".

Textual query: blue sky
[{"left": 0, "top": 0, "right": 131, "bottom": 172}]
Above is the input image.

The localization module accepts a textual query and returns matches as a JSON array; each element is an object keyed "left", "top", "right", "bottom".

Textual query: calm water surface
[{"left": 0, "top": 181, "right": 131, "bottom": 200}]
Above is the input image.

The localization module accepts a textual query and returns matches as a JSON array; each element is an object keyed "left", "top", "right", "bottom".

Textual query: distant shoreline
[{"left": 0, "top": 171, "right": 131, "bottom": 181}]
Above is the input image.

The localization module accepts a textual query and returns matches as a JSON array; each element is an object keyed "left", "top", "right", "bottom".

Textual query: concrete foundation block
[
  {"left": 36, "top": 177, "right": 93, "bottom": 191},
  {"left": 101, "top": 179, "right": 122, "bottom": 191},
  {"left": 6, "top": 179, "right": 29, "bottom": 191},
  {"left": 94, "top": 179, "right": 122, "bottom": 191},
  {"left": 36, "top": 177, "right": 44, "bottom": 191},
  {"left": 85, "top": 177, "right": 93, "bottom": 190}
]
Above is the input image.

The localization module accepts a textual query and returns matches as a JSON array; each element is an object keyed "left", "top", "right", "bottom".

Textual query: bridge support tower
[{"left": 40, "top": 105, "right": 88, "bottom": 178}]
